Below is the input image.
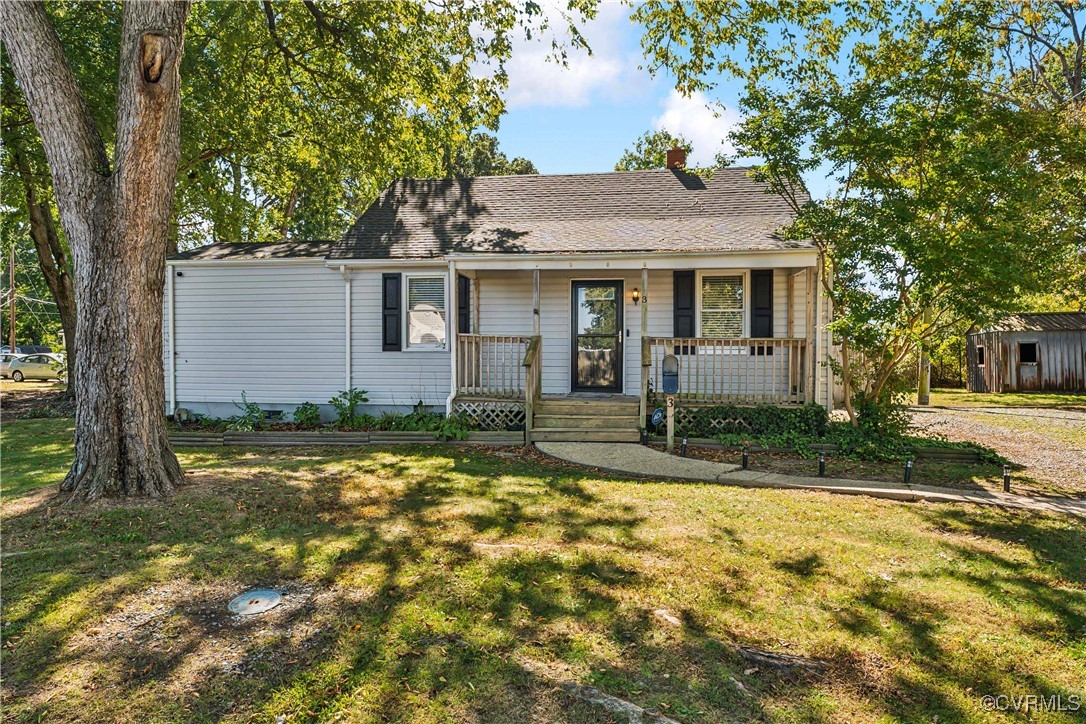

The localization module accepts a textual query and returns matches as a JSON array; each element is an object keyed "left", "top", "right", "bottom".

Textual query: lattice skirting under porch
[
  {"left": 673, "top": 407, "right": 753, "bottom": 434},
  {"left": 645, "top": 403, "right": 756, "bottom": 435},
  {"left": 452, "top": 399, "right": 526, "bottom": 432}
]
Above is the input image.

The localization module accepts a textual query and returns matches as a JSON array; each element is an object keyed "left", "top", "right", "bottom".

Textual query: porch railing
[
  {"left": 456, "top": 334, "right": 533, "bottom": 399},
  {"left": 645, "top": 337, "right": 808, "bottom": 406}
]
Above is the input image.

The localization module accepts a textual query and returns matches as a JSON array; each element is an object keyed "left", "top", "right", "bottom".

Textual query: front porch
[
  {"left": 446, "top": 253, "right": 827, "bottom": 437},
  {"left": 451, "top": 333, "right": 812, "bottom": 436}
]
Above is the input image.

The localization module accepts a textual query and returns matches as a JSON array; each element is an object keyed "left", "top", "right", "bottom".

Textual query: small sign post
[
  {"left": 662, "top": 354, "right": 680, "bottom": 453},
  {"left": 666, "top": 395, "right": 675, "bottom": 452}
]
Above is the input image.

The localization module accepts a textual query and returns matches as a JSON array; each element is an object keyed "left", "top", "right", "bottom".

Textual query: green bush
[
  {"left": 434, "top": 412, "right": 477, "bottom": 441},
  {"left": 677, "top": 403, "right": 829, "bottom": 438},
  {"left": 225, "top": 392, "right": 264, "bottom": 432},
  {"left": 292, "top": 402, "right": 322, "bottom": 427},
  {"left": 374, "top": 403, "right": 443, "bottom": 432},
  {"left": 329, "top": 388, "right": 369, "bottom": 427},
  {"left": 691, "top": 398, "right": 998, "bottom": 463}
]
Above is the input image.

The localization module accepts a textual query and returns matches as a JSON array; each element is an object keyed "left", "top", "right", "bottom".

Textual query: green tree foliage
[
  {"left": 3, "top": 1, "right": 584, "bottom": 250},
  {"left": 614, "top": 129, "right": 692, "bottom": 170},
  {"left": 635, "top": 0, "right": 1085, "bottom": 420},
  {"left": 448, "top": 132, "right": 537, "bottom": 177}
]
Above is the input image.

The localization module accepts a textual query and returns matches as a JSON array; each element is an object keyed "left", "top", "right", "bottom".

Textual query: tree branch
[{"left": 0, "top": 0, "right": 109, "bottom": 212}]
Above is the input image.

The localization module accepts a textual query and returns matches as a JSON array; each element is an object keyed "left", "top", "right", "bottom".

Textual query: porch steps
[{"left": 529, "top": 396, "right": 641, "bottom": 443}]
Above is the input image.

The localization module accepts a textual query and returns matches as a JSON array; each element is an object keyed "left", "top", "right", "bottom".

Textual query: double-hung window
[
  {"left": 699, "top": 274, "right": 745, "bottom": 338},
  {"left": 405, "top": 274, "right": 447, "bottom": 349}
]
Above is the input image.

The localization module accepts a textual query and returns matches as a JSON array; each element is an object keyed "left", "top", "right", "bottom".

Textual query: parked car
[
  {"left": 8, "top": 353, "right": 65, "bottom": 382},
  {"left": 0, "top": 353, "right": 24, "bottom": 378}
]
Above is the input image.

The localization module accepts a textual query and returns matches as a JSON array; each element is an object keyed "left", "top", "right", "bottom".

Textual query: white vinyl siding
[
  {"left": 166, "top": 258, "right": 834, "bottom": 414},
  {"left": 351, "top": 267, "right": 450, "bottom": 408},
  {"left": 170, "top": 263, "right": 344, "bottom": 408}
]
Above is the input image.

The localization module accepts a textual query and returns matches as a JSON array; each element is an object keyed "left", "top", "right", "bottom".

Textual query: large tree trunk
[{"left": 1, "top": 0, "right": 191, "bottom": 502}]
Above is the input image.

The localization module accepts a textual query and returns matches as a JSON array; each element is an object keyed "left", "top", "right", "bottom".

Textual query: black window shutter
[
  {"left": 673, "top": 270, "right": 695, "bottom": 354},
  {"left": 457, "top": 274, "right": 471, "bottom": 334},
  {"left": 751, "top": 270, "right": 773, "bottom": 354},
  {"left": 382, "top": 273, "right": 402, "bottom": 351}
]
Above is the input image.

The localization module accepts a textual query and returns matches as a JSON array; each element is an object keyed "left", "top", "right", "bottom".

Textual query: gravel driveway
[{"left": 910, "top": 406, "right": 1086, "bottom": 496}]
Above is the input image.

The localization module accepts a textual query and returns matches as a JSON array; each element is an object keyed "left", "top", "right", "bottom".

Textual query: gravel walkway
[
  {"left": 536, "top": 442, "right": 1086, "bottom": 518},
  {"left": 910, "top": 406, "right": 1086, "bottom": 496}
]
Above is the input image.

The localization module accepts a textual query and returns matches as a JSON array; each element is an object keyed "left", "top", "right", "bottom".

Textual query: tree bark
[
  {"left": 11, "top": 145, "right": 78, "bottom": 392},
  {"left": 1, "top": 0, "right": 192, "bottom": 502}
]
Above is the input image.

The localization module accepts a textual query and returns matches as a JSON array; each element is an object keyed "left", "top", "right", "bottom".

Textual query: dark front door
[{"left": 572, "top": 281, "right": 623, "bottom": 391}]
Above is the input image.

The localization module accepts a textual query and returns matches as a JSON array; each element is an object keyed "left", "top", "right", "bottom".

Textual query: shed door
[{"left": 1017, "top": 341, "right": 1040, "bottom": 391}]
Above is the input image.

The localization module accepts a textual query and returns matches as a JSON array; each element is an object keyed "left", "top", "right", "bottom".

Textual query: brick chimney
[{"left": 665, "top": 146, "right": 686, "bottom": 169}]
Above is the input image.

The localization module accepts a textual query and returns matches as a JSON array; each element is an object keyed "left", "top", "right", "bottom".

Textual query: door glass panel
[
  {"left": 577, "top": 336, "right": 617, "bottom": 388},
  {"left": 577, "top": 286, "right": 616, "bottom": 335}
]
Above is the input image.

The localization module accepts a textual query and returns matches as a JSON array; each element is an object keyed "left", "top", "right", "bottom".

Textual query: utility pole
[
  {"left": 917, "top": 306, "right": 931, "bottom": 406},
  {"left": 7, "top": 246, "right": 14, "bottom": 352}
]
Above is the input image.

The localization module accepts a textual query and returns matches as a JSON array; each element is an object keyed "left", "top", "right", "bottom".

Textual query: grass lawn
[
  {"left": 912, "top": 388, "right": 1086, "bottom": 409},
  {"left": 2, "top": 419, "right": 1084, "bottom": 722}
]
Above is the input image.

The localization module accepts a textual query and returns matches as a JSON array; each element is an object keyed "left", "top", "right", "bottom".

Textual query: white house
[{"left": 165, "top": 153, "right": 834, "bottom": 442}]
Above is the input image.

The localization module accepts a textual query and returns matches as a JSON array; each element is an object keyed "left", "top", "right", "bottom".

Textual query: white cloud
[
  {"left": 652, "top": 90, "right": 742, "bottom": 166},
  {"left": 502, "top": 2, "right": 650, "bottom": 109}
]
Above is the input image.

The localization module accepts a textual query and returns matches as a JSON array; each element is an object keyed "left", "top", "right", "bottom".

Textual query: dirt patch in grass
[{"left": 0, "top": 379, "right": 72, "bottom": 420}]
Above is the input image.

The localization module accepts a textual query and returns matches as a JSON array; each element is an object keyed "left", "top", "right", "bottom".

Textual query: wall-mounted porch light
[{"left": 631, "top": 287, "right": 641, "bottom": 305}]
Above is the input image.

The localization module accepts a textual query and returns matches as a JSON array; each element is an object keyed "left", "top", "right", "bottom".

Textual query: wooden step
[
  {"left": 535, "top": 401, "right": 640, "bottom": 417},
  {"left": 530, "top": 428, "right": 641, "bottom": 443},
  {"left": 533, "top": 414, "right": 640, "bottom": 429}
]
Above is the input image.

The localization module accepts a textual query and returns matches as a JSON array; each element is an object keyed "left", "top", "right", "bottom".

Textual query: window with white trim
[
  {"left": 405, "top": 275, "right": 447, "bottom": 349},
  {"left": 700, "top": 274, "right": 744, "bottom": 337}
]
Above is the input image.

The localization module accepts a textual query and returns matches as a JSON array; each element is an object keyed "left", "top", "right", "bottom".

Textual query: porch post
[
  {"left": 786, "top": 272, "right": 795, "bottom": 338},
  {"left": 532, "top": 269, "right": 540, "bottom": 336},
  {"left": 805, "top": 265, "right": 816, "bottom": 404},
  {"left": 472, "top": 273, "right": 480, "bottom": 333},
  {"left": 447, "top": 259, "right": 457, "bottom": 415},
  {"left": 639, "top": 266, "right": 649, "bottom": 427}
]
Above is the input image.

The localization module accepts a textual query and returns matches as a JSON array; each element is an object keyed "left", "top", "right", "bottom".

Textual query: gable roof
[
  {"left": 329, "top": 167, "right": 812, "bottom": 260},
  {"left": 981, "top": 312, "right": 1086, "bottom": 333}
]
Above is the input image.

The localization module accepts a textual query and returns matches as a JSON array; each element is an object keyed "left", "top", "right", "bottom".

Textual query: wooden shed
[{"left": 966, "top": 312, "right": 1086, "bottom": 392}]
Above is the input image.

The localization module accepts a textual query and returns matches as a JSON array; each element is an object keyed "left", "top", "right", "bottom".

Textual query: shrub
[
  {"left": 292, "top": 402, "right": 322, "bottom": 427},
  {"left": 329, "top": 388, "right": 369, "bottom": 427},
  {"left": 226, "top": 392, "right": 263, "bottom": 432},
  {"left": 678, "top": 403, "right": 829, "bottom": 438},
  {"left": 435, "top": 412, "right": 476, "bottom": 441},
  {"left": 374, "top": 403, "right": 444, "bottom": 432}
]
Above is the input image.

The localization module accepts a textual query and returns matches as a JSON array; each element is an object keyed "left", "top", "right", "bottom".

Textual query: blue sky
[
  {"left": 493, "top": 2, "right": 743, "bottom": 175},
  {"left": 491, "top": 2, "right": 840, "bottom": 200}
]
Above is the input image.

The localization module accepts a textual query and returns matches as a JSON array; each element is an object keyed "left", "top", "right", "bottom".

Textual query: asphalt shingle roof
[
  {"left": 330, "top": 167, "right": 812, "bottom": 259},
  {"left": 170, "top": 239, "right": 338, "bottom": 261},
  {"left": 169, "top": 167, "right": 813, "bottom": 262}
]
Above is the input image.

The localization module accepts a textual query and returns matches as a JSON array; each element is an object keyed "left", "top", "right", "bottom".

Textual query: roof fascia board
[
  {"left": 328, "top": 259, "right": 452, "bottom": 269},
  {"left": 167, "top": 257, "right": 330, "bottom": 267},
  {"left": 448, "top": 249, "right": 818, "bottom": 270}
]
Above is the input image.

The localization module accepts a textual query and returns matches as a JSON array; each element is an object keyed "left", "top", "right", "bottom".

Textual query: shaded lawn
[
  {"left": 2, "top": 419, "right": 1084, "bottom": 723},
  {"left": 913, "top": 388, "right": 1086, "bottom": 410}
]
